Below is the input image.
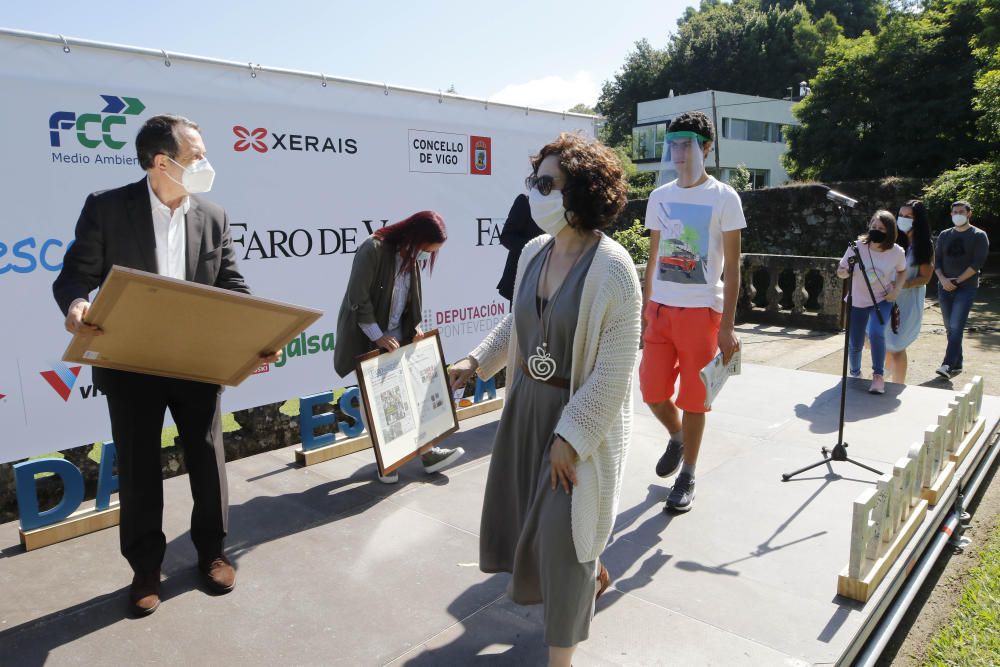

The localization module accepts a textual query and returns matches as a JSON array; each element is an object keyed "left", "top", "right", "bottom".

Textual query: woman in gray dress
[{"left": 450, "top": 133, "right": 641, "bottom": 667}]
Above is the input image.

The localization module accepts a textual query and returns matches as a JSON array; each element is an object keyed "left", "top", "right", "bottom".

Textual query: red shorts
[{"left": 639, "top": 302, "right": 721, "bottom": 413}]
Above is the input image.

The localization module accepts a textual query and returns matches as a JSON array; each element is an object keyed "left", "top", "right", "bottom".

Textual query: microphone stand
[{"left": 782, "top": 204, "right": 884, "bottom": 481}]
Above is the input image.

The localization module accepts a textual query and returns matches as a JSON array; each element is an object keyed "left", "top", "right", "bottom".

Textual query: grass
[{"left": 924, "top": 522, "right": 1000, "bottom": 666}]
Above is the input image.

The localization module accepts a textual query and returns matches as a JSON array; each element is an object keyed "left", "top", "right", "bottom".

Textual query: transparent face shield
[{"left": 660, "top": 131, "right": 709, "bottom": 185}]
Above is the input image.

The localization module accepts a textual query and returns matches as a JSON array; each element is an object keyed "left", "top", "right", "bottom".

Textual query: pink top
[{"left": 839, "top": 242, "right": 906, "bottom": 308}]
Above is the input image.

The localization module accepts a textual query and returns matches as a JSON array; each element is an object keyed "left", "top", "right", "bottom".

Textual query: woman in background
[
  {"left": 837, "top": 210, "right": 906, "bottom": 395},
  {"left": 334, "top": 211, "right": 464, "bottom": 483},
  {"left": 885, "top": 200, "right": 934, "bottom": 383}
]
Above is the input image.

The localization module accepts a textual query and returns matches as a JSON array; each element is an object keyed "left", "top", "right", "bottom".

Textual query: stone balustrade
[{"left": 638, "top": 253, "right": 844, "bottom": 331}]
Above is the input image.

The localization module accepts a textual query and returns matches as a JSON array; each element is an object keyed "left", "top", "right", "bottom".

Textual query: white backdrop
[{"left": 0, "top": 31, "right": 594, "bottom": 463}]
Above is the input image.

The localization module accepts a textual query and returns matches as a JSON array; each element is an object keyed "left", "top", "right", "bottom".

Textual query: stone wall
[{"left": 612, "top": 177, "right": 931, "bottom": 258}]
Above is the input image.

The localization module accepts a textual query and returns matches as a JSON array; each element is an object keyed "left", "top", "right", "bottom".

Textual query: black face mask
[{"left": 868, "top": 229, "right": 887, "bottom": 244}]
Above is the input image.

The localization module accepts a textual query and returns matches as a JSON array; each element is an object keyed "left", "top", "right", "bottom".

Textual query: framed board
[
  {"left": 356, "top": 330, "right": 460, "bottom": 475},
  {"left": 62, "top": 265, "right": 323, "bottom": 386}
]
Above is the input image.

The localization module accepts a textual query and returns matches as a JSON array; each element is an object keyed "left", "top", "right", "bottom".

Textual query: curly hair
[
  {"left": 667, "top": 111, "right": 715, "bottom": 142},
  {"left": 529, "top": 132, "right": 627, "bottom": 231}
]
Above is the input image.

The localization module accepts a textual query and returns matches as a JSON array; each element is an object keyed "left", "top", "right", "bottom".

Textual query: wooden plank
[
  {"left": 295, "top": 433, "right": 372, "bottom": 467},
  {"left": 63, "top": 266, "right": 322, "bottom": 386},
  {"left": 456, "top": 397, "right": 504, "bottom": 421},
  {"left": 920, "top": 460, "right": 956, "bottom": 506},
  {"left": 19, "top": 503, "right": 120, "bottom": 551},
  {"left": 838, "top": 498, "right": 928, "bottom": 602},
  {"left": 949, "top": 417, "right": 986, "bottom": 467}
]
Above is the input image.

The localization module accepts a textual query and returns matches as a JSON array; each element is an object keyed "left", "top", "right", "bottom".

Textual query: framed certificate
[
  {"left": 356, "top": 330, "right": 460, "bottom": 475},
  {"left": 62, "top": 265, "right": 323, "bottom": 386}
]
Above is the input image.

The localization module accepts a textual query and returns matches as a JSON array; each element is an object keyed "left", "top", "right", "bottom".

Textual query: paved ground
[{"left": 0, "top": 259, "right": 996, "bottom": 666}]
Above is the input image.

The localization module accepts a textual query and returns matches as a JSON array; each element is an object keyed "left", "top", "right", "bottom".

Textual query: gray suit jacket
[{"left": 53, "top": 177, "right": 250, "bottom": 392}]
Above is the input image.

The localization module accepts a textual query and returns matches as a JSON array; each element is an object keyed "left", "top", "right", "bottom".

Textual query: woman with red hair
[{"left": 335, "top": 210, "right": 463, "bottom": 482}]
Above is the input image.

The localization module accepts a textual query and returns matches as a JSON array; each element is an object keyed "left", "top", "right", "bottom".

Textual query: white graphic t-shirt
[{"left": 644, "top": 176, "right": 747, "bottom": 312}]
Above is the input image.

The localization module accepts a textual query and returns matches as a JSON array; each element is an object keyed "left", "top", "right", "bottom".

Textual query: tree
[
  {"left": 785, "top": 0, "right": 986, "bottom": 180},
  {"left": 596, "top": 39, "right": 670, "bottom": 145},
  {"left": 729, "top": 164, "right": 753, "bottom": 191},
  {"left": 760, "top": 0, "right": 884, "bottom": 38},
  {"left": 567, "top": 103, "right": 596, "bottom": 115}
]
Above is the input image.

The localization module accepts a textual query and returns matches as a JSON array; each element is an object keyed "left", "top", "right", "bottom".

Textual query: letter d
[
  {"left": 95, "top": 441, "right": 118, "bottom": 510},
  {"left": 14, "top": 458, "right": 85, "bottom": 531}
]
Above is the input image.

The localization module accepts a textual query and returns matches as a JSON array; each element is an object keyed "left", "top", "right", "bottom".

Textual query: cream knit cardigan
[{"left": 470, "top": 233, "right": 641, "bottom": 563}]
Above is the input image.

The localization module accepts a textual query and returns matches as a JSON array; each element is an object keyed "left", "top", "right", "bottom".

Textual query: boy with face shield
[{"left": 640, "top": 112, "right": 746, "bottom": 513}]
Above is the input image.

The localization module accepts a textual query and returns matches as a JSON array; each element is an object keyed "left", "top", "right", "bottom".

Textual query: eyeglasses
[{"left": 525, "top": 174, "right": 558, "bottom": 196}]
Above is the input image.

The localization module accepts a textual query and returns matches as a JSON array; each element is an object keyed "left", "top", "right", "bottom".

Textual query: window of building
[
  {"left": 720, "top": 117, "right": 791, "bottom": 144},
  {"left": 721, "top": 167, "right": 770, "bottom": 189},
  {"left": 632, "top": 122, "right": 669, "bottom": 161}
]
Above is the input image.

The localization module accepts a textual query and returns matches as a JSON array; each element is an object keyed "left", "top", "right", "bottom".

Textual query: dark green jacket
[{"left": 334, "top": 236, "right": 422, "bottom": 377}]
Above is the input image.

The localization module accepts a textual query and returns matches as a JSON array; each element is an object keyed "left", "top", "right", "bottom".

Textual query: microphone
[{"left": 825, "top": 188, "right": 859, "bottom": 209}]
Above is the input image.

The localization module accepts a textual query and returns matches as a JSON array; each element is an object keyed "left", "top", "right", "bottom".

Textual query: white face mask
[
  {"left": 528, "top": 188, "right": 568, "bottom": 237},
  {"left": 896, "top": 216, "right": 913, "bottom": 233},
  {"left": 952, "top": 213, "right": 968, "bottom": 227},
  {"left": 167, "top": 156, "right": 215, "bottom": 194}
]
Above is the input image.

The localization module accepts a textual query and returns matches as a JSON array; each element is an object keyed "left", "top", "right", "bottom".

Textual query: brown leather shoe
[
  {"left": 129, "top": 571, "right": 161, "bottom": 616},
  {"left": 200, "top": 555, "right": 236, "bottom": 594}
]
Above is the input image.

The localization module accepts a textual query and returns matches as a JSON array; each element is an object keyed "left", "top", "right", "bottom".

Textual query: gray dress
[{"left": 479, "top": 239, "right": 600, "bottom": 648}]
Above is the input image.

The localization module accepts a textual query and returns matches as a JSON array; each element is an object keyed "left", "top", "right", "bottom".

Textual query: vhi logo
[
  {"left": 39, "top": 362, "right": 81, "bottom": 402},
  {"left": 49, "top": 95, "right": 146, "bottom": 150},
  {"left": 231, "top": 125, "right": 358, "bottom": 155}
]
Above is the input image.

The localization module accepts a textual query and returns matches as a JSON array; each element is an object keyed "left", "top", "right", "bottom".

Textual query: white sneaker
[
  {"left": 935, "top": 364, "right": 951, "bottom": 379},
  {"left": 422, "top": 446, "right": 465, "bottom": 474},
  {"left": 377, "top": 471, "right": 399, "bottom": 484}
]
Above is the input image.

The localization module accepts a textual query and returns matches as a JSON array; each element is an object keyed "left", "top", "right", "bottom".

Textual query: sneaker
[
  {"left": 422, "top": 446, "right": 465, "bottom": 474},
  {"left": 376, "top": 471, "right": 399, "bottom": 484},
  {"left": 869, "top": 374, "right": 885, "bottom": 394},
  {"left": 949, "top": 367, "right": 963, "bottom": 378},
  {"left": 849, "top": 369, "right": 862, "bottom": 379},
  {"left": 664, "top": 472, "right": 696, "bottom": 512},
  {"left": 655, "top": 439, "right": 684, "bottom": 478},
  {"left": 935, "top": 364, "right": 951, "bottom": 379}
]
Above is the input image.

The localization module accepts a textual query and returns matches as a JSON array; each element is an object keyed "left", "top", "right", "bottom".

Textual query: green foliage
[
  {"left": 628, "top": 171, "right": 657, "bottom": 200},
  {"left": 924, "top": 522, "right": 1000, "bottom": 666},
  {"left": 760, "top": 0, "right": 883, "bottom": 37},
  {"left": 596, "top": 1, "right": 847, "bottom": 145},
  {"left": 729, "top": 164, "right": 752, "bottom": 191},
  {"left": 612, "top": 218, "right": 650, "bottom": 264},
  {"left": 785, "top": 0, "right": 987, "bottom": 181},
  {"left": 567, "top": 103, "right": 596, "bottom": 115},
  {"left": 596, "top": 40, "right": 670, "bottom": 145},
  {"left": 923, "top": 160, "right": 1000, "bottom": 222}
]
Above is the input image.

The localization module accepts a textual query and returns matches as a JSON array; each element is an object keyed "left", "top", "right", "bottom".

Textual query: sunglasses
[{"left": 525, "top": 174, "right": 559, "bottom": 196}]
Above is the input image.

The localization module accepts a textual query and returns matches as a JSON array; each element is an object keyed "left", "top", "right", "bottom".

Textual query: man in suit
[{"left": 53, "top": 114, "right": 279, "bottom": 616}]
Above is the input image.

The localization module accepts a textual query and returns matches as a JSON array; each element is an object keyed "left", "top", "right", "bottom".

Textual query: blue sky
[{"left": 2, "top": 1, "right": 688, "bottom": 111}]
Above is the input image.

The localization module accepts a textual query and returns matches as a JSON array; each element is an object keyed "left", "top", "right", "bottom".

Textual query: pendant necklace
[{"left": 527, "top": 240, "right": 590, "bottom": 382}]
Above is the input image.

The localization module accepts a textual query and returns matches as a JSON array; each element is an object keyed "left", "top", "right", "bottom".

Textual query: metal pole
[{"left": 710, "top": 91, "right": 722, "bottom": 173}]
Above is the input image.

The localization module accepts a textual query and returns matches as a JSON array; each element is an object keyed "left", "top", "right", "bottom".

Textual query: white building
[{"left": 632, "top": 90, "right": 798, "bottom": 189}]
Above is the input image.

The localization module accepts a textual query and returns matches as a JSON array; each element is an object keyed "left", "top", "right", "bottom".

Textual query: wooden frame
[
  {"left": 355, "top": 330, "right": 459, "bottom": 476},
  {"left": 63, "top": 266, "right": 323, "bottom": 386}
]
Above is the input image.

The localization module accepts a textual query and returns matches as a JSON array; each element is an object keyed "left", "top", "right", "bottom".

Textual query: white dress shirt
[{"left": 147, "top": 179, "right": 188, "bottom": 280}]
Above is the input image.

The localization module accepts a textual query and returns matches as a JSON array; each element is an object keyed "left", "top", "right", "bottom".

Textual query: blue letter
[
  {"left": 338, "top": 387, "right": 366, "bottom": 437},
  {"left": 14, "top": 458, "right": 85, "bottom": 531},
  {"left": 299, "top": 391, "right": 335, "bottom": 451},
  {"left": 474, "top": 376, "right": 497, "bottom": 403},
  {"left": 95, "top": 441, "right": 118, "bottom": 510}
]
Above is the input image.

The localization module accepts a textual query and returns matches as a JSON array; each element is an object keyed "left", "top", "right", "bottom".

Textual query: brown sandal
[{"left": 596, "top": 563, "right": 611, "bottom": 600}]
